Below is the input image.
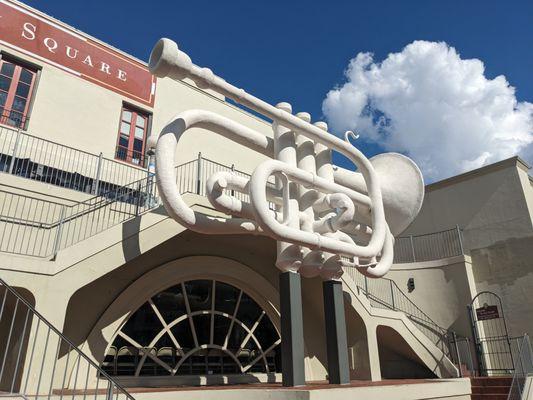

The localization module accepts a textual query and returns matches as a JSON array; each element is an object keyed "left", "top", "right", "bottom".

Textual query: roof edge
[{"left": 426, "top": 156, "right": 531, "bottom": 192}]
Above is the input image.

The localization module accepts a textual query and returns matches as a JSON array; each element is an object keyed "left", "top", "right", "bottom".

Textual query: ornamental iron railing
[{"left": 0, "top": 277, "right": 135, "bottom": 399}]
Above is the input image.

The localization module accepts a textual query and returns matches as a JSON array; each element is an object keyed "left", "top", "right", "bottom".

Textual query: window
[
  {"left": 115, "top": 106, "right": 149, "bottom": 166},
  {"left": 102, "top": 279, "right": 281, "bottom": 377},
  {"left": 0, "top": 58, "right": 36, "bottom": 129}
]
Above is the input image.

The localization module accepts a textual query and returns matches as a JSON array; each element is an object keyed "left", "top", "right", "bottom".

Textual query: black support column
[
  {"left": 323, "top": 280, "right": 350, "bottom": 384},
  {"left": 280, "top": 271, "right": 305, "bottom": 387}
]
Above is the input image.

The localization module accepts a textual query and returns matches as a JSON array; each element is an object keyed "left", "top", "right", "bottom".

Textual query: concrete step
[
  {"left": 472, "top": 385, "right": 510, "bottom": 394},
  {"left": 470, "top": 377, "right": 512, "bottom": 386},
  {"left": 471, "top": 395, "right": 509, "bottom": 400}
]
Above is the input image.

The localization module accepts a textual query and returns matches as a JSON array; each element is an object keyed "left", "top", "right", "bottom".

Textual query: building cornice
[{"left": 426, "top": 156, "right": 531, "bottom": 192}]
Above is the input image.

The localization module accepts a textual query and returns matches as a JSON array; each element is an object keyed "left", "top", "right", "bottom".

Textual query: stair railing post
[
  {"left": 230, "top": 163, "right": 235, "bottom": 196},
  {"left": 92, "top": 152, "right": 103, "bottom": 195},
  {"left": 456, "top": 224, "right": 465, "bottom": 255},
  {"left": 135, "top": 183, "right": 142, "bottom": 216},
  {"left": 364, "top": 275, "right": 368, "bottom": 298},
  {"left": 52, "top": 205, "right": 66, "bottom": 259},
  {"left": 106, "top": 380, "right": 114, "bottom": 400},
  {"left": 452, "top": 331, "right": 463, "bottom": 377},
  {"left": 8, "top": 128, "right": 22, "bottom": 175},
  {"left": 390, "top": 280, "right": 395, "bottom": 310},
  {"left": 196, "top": 152, "right": 202, "bottom": 195},
  {"left": 409, "top": 235, "right": 416, "bottom": 262}
]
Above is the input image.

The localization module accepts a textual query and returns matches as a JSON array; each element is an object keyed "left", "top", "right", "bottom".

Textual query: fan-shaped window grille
[{"left": 102, "top": 280, "right": 281, "bottom": 376}]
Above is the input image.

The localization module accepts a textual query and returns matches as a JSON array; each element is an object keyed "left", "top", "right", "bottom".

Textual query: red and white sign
[{"left": 0, "top": 0, "right": 156, "bottom": 106}]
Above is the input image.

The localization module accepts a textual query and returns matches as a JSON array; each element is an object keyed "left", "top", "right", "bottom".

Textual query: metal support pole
[
  {"left": 452, "top": 332, "right": 463, "bottom": 377},
  {"left": 106, "top": 380, "right": 114, "bottom": 400},
  {"left": 364, "top": 275, "right": 368, "bottom": 298},
  {"left": 92, "top": 152, "right": 103, "bottom": 195},
  {"left": 323, "top": 280, "right": 350, "bottom": 385},
  {"left": 390, "top": 280, "right": 395, "bottom": 310},
  {"left": 409, "top": 235, "right": 416, "bottom": 262},
  {"left": 456, "top": 224, "right": 465, "bottom": 255},
  {"left": 230, "top": 164, "right": 235, "bottom": 196},
  {"left": 8, "top": 128, "right": 22, "bottom": 174},
  {"left": 196, "top": 152, "right": 202, "bottom": 195},
  {"left": 52, "top": 206, "right": 66, "bottom": 259},
  {"left": 135, "top": 183, "right": 142, "bottom": 215},
  {"left": 280, "top": 271, "right": 305, "bottom": 387}
]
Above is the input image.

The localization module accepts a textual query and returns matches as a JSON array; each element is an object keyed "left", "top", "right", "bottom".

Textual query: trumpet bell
[{"left": 371, "top": 153, "right": 424, "bottom": 236}]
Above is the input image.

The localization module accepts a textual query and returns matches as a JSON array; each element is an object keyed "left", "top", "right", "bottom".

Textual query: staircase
[
  {"left": 344, "top": 266, "right": 474, "bottom": 376},
  {"left": 0, "top": 277, "right": 135, "bottom": 399},
  {"left": 470, "top": 377, "right": 512, "bottom": 400}
]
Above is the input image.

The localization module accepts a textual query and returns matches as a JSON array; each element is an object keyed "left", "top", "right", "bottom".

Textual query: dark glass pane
[
  {"left": 151, "top": 284, "right": 187, "bottom": 324},
  {"left": 133, "top": 138, "right": 143, "bottom": 152},
  {"left": 235, "top": 292, "right": 262, "bottom": 328},
  {"left": 215, "top": 281, "right": 240, "bottom": 315},
  {"left": 19, "top": 68, "right": 33, "bottom": 84},
  {"left": 0, "top": 92, "right": 7, "bottom": 107},
  {"left": 16, "top": 82, "right": 30, "bottom": 98},
  {"left": 118, "top": 133, "right": 129, "bottom": 148},
  {"left": 170, "top": 320, "right": 195, "bottom": 351},
  {"left": 193, "top": 314, "right": 210, "bottom": 345},
  {"left": 121, "top": 302, "right": 162, "bottom": 347},
  {"left": 225, "top": 322, "right": 247, "bottom": 352},
  {"left": 12, "top": 96, "right": 26, "bottom": 112},
  {"left": 254, "top": 316, "right": 279, "bottom": 351},
  {"left": 0, "top": 76, "right": 11, "bottom": 92},
  {"left": 184, "top": 280, "right": 212, "bottom": 312},
  {"left": 0, "top": 62, "right": 14, "bottom": 77},
  {"left": 213, "top": 314, "right": 232, "bottom": 346}
]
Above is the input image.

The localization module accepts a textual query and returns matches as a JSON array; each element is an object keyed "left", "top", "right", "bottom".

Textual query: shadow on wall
[
  {"left": 376, "top": 325, "right": 437, "bottom": 379},
  {"left": 343, "top": 292, "right": 371, "bottom": 380},
  {"left": 0, "top": 286, "right": 35, "bottom": 392},
  {"left": 469, "top": 234, "right": 533, "bottom": 337}
]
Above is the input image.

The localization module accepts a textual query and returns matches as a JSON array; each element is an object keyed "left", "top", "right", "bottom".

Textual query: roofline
[
  {"left": 6, "top": 0, "right": 272, "bottom": 127},
  {"left": 426, "top": 156, "right": 531, "bottom": 191}
]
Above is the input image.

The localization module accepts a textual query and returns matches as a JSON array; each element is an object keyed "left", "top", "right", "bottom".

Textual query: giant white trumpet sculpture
[{"left": 149, "top": 38, "right": 424, "bottom": 280}]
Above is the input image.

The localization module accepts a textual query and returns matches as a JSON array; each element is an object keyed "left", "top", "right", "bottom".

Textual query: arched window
[{"left": 102, "top": 279, "right": 281, "bottom": 376}]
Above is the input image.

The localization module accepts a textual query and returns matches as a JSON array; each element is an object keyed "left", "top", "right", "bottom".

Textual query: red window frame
[
  {"left": 0, "top": 58, "right": 37, "bottom": 129},
  {"left": 115, "top": 106, "right": 150, "bottom": 166}
]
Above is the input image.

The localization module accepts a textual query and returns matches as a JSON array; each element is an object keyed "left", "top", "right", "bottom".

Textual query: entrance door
[{"left": 468, "top": 291, "right": 513, "bottom": 376}]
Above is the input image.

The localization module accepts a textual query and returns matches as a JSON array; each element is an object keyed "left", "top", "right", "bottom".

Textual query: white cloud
[{"left": 322, "top": 40, "right": 533, "bottom": 181}]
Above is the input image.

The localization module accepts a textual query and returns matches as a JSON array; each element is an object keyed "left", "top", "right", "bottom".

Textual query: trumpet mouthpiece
[{"left": 149, "top": 38, "right": 192, "bottom": 80}]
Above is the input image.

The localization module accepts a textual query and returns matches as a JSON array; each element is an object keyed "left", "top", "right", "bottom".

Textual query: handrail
[
  {"left": 0, "top": 277, "right": 135, "bottom": 398},
  {"left": 507, "top": 334, "right": 533, "bottom": 400}
]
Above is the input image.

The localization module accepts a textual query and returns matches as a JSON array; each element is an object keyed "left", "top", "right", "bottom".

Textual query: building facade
[{"left": 0, "top": 1, "right": 531, "bottom": 398}]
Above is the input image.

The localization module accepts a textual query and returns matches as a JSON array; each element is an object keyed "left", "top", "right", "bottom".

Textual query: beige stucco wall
[
  {"left": 387, "top": 256, "right": 477, "bottom": 337},
  {"left": 404, "top": 158, "right": 533, "bottom": 337}
]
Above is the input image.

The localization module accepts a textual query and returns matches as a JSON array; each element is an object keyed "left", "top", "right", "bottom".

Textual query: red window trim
[
  {"left": 0, "top": 57, "right": 37, "bottom": 129},
  {"left": 115, "top": 105, "right": 150, "bottom": 167}
]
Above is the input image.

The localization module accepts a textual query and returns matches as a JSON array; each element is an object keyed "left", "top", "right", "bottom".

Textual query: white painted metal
[{"left": 148, "top": 38, "right": 424, "bottom": 279}]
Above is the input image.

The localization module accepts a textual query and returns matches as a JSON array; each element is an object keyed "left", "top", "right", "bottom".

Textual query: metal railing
[
  {"left": 0, "top": 125, "right": 147, "bottom": 195},
  {"left": 0, "top": 156, "right": 252, "bottom": 258},
  {"left": 0, "top": 138, "right": 466, "bottom": 262},
  {"left": 393, "top": 226, "right": 464, "bottom": 263},
  {"left": 507, "top": 334, "right": 533, "bottom": 400},
  {"left": 0, "top": 277, "right": 135, "bottom": 399}
]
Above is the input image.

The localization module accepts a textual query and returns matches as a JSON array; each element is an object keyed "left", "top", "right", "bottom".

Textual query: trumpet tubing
[{"left": 149, "top": 38, "right": 424, "bottom": 279}]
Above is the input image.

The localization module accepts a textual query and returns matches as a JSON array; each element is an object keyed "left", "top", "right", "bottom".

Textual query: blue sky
[{"left": 25, "top": 0, "right": 533, "bottom": 180}]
